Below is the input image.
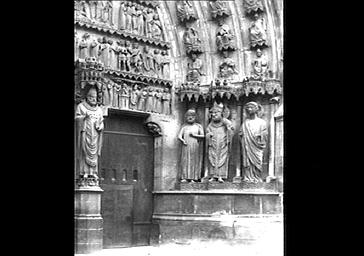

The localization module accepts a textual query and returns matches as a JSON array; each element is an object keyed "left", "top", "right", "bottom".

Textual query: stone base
[
  {"left": 75, "top": 186, "right": 103, "bottom": 254},
  {"left": 179, "top": 181, "right": 277, "bottom": 192}
]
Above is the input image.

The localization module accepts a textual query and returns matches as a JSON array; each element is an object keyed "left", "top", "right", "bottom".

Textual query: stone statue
[
  {"left": 150, "top": 14, "right": 162, "bottom": 40},
  {"left": 176, "top": 1, "right": 197, "bottom": 23},
  {"left": 161, "top": 88, "right": 171, "bottom": 115},
  {"left": 161, "top": 50, "right": 170, "bottom": 79},
  {"left": 187, "top": 53, "right": 204, "bottom": 83},
  {"left": 118, "top": 1, "right": 126, "bottom": 30},
  {"left": 136, "top": 5, "right": 145, "bottom": 35},
  {"left": 145, "top": 8, "right": 154, "bottom": 37},
  {"left": 75, "top": 87, "right": 104, "bottom": 179},
  {"left": 142, "top": 46, "right": 155, "bottom": 76},
  {"left": 145, "top": 87, "right": 155, "bottom": 112},
  {"left": 216, "top": 21, "right": 236, "bottom": 52},
  {"left": 119, "top": 83, "right": 129, "bottom": 109},
  {"left": 137, "top": 88, "right": 148, "bottom": 111},
  {"left": 125, "top": 1, "right": 133, "bottom": 31},
  {"left": 79, "top": 33, "right": 90, "bottom": 59},
  {"left": 121, "top": 40, "right": 132, "bottom": 71},
  {"left": 206, "top": 102, "right": 234, "bottom": 182},
  {"left": 95, "top": 1, "right": 105, "bottom": 22},
  {"left": 101, "top": 80, "right": 110, "bottom": 106},
  {"left": 98, "top": 37, "right": 110, "bottom": 68},
  {"left": 102, "top": 0, "right": 113, "bottom": 26},
  {"left": 243, "top": 0, "right": 264, "bottom": 15},
  {"left": 88, "top": 1, "right": 97, "bottom": 20},
  {"left": 239, "top": 102, "right": 267, "bottom": 183},
  {"left": 108, "top": 39, "right": 118, "bottom": 70},
  {"left": 89, "top": 37, "right": 100, "bottom": 59},
  {"left": 130, "top": 43, "right": 143, "bottom": 73},
  {"left": 129, "top": 84, "right": 139, "bottom": 110},
  {"left": 178, "top": 109, "right": 205, "bottom": 182},
  {"left": 78, "top": 0, "right": 91, "bottom": 20},
  {"left": 154, "top": 88, "right": 163, "bottom": 113},
  {"left": 131, "top": 3, "right": 138, "bottom": 33},
  {"left": 112, "top": 82, "right": 120, "bottom": 108},
  {"left": 251, "top": 48, "right": 269, "bottom": 81},
  {"left": 210, "top": 0, "right": 231, "bottom": 20},
  {"left": 75, "top": 31, "right": 79, "bottom": 60},
  {"left": 183, "top": 26, "right": 202, "bottom": 55},
  {"left": 219, "top": 51, "right": 238, "bottom": 78},
  {"left": 249, "top": 13, "right": 268, "bottom": 48},
  {"left": 153, "top": 49, "right": 162, "bottom": 78}
]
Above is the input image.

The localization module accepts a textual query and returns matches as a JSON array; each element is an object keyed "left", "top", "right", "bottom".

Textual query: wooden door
[{"left": 100, "top": 114, "right": 154, "bottom": 248}]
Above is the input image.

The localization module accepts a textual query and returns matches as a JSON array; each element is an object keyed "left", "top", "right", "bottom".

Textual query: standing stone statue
[
  {"left": 154, "top": 88, "right": 163, "bottom": 113},
  {"left": 137, "top": 88, "right": 148, "bottom": 111},
  {"left": 161, "top": 50, "right": 170, "bottom": 79},
  {"left": 145, "top": 87, "right": 155, "bottom": 112},
  {"left": 118, "top": 1, "right": 126, "bottom": 30},
  {"left": 125, "top": 1, "right": 133, "bottom": 32},
  {"left": 136, "top": 5, "right": 145, "bottom": 35},
  {"left": 75, "top": 31, "right": 79, "bottom": 61},
  {"left": 89, "top": 1, "right": 97, "bottom": 20},
  {"left": 101, "top": 80, "right": 110, "bottom": 106},
  {"left": 102, "top": 0, "right": 113, "bottom": 26},
  {"left": 145, "top": 8, "right": 154, "bottom": 37},
  {"left": 107, "top": 80, "right": 114, "bottom": 107},
  {"left": 131, "top": 3, "right": 138, "bottom": 33},
  {"left": 129, "top": 84, "right": 140, "bottom": 110},
  {"left": 119, "top": 83, "right": 130, "bottom": 109},
  {"left": 206, "top": 102, "right": 234, "bottom": 182},
  {"left": 249, "top": 13, "right": 268, "bottom": 48},
  {"left": 161, "top": 88, "right": 171, "bottom": 115},
  {"left": 79, "top": 33, "right": 90, "bottom": 59},
  {"left": 130, "top": 43, "right": 143, "bottom": 73},
  {"left": 112, "top": 82, "right": 120, "bottom": 108},
  {"left": 75, "top": 87, "right": 104, "bottom": 179},
  {"left": 178, "top": 109, "right": 205, "bottom": 182},
  {"left": 150, "top": 14, "right": 162, "bottom": 40},
  {"left": 142, "top": 46, "right": 155, "bottom": 76},
  {"left": 251, "top": 48, "right": 269, "bottom": 81},
  {"left": 239, "top": 102, "right": 268, "bottom": 183},
  {"left": 108, "top": 39, "right": 118, "bottom": 70},
  {"left": 98, "top": 37, "right": 109, "bottom": 68},
  {"left": 78, "top": 0, "right": 91, "bottom": 20},
  {"left": 89, "top": 37, "right": 100, "bottom": 59},
  {"left": 153, "top": 49, "right": 162, "bottom": 78}
]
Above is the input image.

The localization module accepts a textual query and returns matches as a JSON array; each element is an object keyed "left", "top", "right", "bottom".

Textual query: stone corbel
[{"left": 145, "top": 121, "right": 163, "bottom": 137}]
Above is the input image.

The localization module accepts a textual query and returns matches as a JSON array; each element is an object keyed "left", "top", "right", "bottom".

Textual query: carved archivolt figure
[
  {"left": 243, "top": 0, "right": 264, "bottom": 15},
  {"left": 216, "top": 22, "right": 236, "bottom": 52},
  {"left": 136, "top": 5, "right": 145, "bottom": 35},
  {"left": 187, "top": 54, "right": 204, "bottom": 83},
  {"left": 206, "top": 102, "right": 234, "bottom": 182},
  {"left": 251, "top": 48, "right": 269, "bottom": 80},
  {"left": 183, "top": 26, "right": 202, "bottom": 55},
  {"left": 75, "top": 87, "right": 104, "bottom": 179},
  {"left": 145, "top": 8, "right": 154, "bottom": 37},
  {"left": 176, "top": 1, "right": 197, "bottom": 23},
  {"left": 249, "top": 13, "right": 268, "bottom": 48},
  {"left": 239, "top": 102, "right": 268, "bottom": 183},
  {"left": 178, "top": 109, "right": 205, "bottom": 182},
  {"left": 161, "top": 88, "right": 171, "bottom": 115},
  {"left": 150, "top": 14, "right": 163, "bottom": 40},
  {"left": 131, "top": 3, "right": 138, "bottom": 33},
  {"left": 108, "top": 39, "right": 118, "bottom": 70},
  {"left": 210, "top": 0, "right": 231, "bottom": 20},
  {"left": 219, "top": 51, "right": 238, "bottom": 78}
]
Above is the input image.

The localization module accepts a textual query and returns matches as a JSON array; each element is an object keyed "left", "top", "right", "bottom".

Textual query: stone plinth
[
  {"left": 179, "top": 181, "right": 277, "bottom": 192},
  {"left": 75, "top": 186, "right": 103, "bottom": 254}
]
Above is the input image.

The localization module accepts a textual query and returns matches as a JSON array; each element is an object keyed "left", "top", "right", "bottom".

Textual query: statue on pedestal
[
  {"left": 178, "top": 109, "right": 205, "bottom": 182},
  {"left": 251, "top": 48, "right": 269, "bottom": 81},
  {"left": 239, "top": 102, "right": 268, "bottom": 183},
  {"left": 206, "top": 102, "right": 234, "bottom": 182},
  {"left": 75, "top": 87, "right": 104, "bottom": 179},
  {"left": 249, "top": 13, "right": 268, "bottom": 48}
]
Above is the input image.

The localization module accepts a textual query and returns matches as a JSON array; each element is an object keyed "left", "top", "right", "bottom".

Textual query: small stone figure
[
  {"left": 89, "top": 37, "right": 100, "bottom": 59},
  {"left": 178, "top": 109, "right": 205, "bottom": 182},
  {"left": 161, "top": 50, "right": 170, "bottom": 79},
  {"left": 79, "top": 33, "right": 90, "bottom": 60},
  {"left": 243, "top": 0, "right": 264, "bottom": 15},
  {"left": 216, "top": 21, "right": 236, "bottom": 52},
  {"left": 131, "top": 3, "right": 138, "bottom": 33},
  {"left": 75, "top": 31, "right": 79, "bottom": 60},
  {"left": 145, "top": 8, "right": 154, "bottom": 37},
  {"left": 118, "top": 1, "right": 126, "bottom": 30},
  {"left": 145, "top": 87, "right": 155, "bottom": 112},
  {"left": 142, "top": 46, "right": 155, "bottom": 76},
  {"left": 121, "top": 40, "right": 132, "bottom": 71},
  {"left": 136, "top": 5, "right": 145, "bottom": 35},
  {"left": 75, "top": 87, "right": 104, "bottom": 179},
  {"left": 112, "top": 82, "right": 121, "bottom": 108},
  {"left": 98, "top": 37, "right": 110, "bottom": 68},
  {"left": 101, "top": 81, "right": 110, "bottom": 106},
  {"left": 137, "top": 88, "right": 148, "bottom": 111},
  {"left": 176, "top": 1, "right": 197, "bottom": 23},
  {"left": 153, "top": 49, "right": 162, "bottom": 78},
  {"left": 119, "top": 83, "right": 130, "bottom": 109},
  {"left": 150, "top": 14, "right": 163, "bottom": 40},
  {"left": 249, "top": 13, "right": 268, "bottom": 48},
  {"left": 107, "top": 80, "right": 114, "bottom": 106},
  {"left": 206, "top": 102, "right": 234, "bottom": 183},
  {"left": 239, "top": 102, "right": 267, "bottom": 183},
  {"left": 186, "top": 53, "right": 204, "bottom": 83},
  {"left": 130, "top": 43, "right": 143, "bottom": 73},
  {"left": 102, "top": 0, "right": 113, "bottom": 26},
  {"left": 95, "top": 1, "right": 105, "bottom": 22},
  {"left": 219, "top": 51, "right": 238, "bottom": 78},
  {"left": 183, "top": 26, "right": 203, "bottom": 55},
  {"left": 154, "top": 88, "right": 163, "bottom": 113},
  {"left": 113, "top": 40, "right": 123, "bottom": 70},
  {"left": 78, "top": 0, "right": 91, "bottom": 20},
  {"left": 125, "top": 1, "right": 133, "bottom": 31},
  {"left": 89, "top": 1, "right": 98, "bottom": 20},
  {"left": 108, "top": 39, "right": 118, "bottom": 70},
  {"left": 210, "top": 0, "right": 231, "bottom": 20},
  {"left": 161, "top": 88, "right": 171, "bottom": 115},
  {"left": 129, "top": 84, "right": 140, "bottom": 110},
  {"left": 251, "top": 49, "right": 269, "bottom": 81}
]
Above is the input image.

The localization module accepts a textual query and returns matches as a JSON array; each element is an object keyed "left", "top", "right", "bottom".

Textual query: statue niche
[
  {"left": 206, "top": 102, "right": 234, "bottom": 183},
  {"left": 239, "top": 102, "right": 268, "bottom": 183},
  {"left": 178, "top": 109, "right": 205, "bottom": 183}
]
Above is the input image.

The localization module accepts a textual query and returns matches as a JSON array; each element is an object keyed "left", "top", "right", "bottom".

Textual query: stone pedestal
[{"left": 75, "top": 186, "right": 103, "bottom": 254}]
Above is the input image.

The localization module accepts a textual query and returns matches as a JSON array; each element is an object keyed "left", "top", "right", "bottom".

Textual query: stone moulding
[
  {"left": 177, "top": 79, "right": 282, "bottom": 102},
  {"left": 75, "top": 20, "right": 171, "bottom": 49},
  {"left": 105, "top": 69, "right": 172, "bottom": 87}
]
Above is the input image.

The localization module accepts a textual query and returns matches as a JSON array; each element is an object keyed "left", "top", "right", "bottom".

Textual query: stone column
[
  {"left": 233, "top": 104, "right": 243, "bottom": 183},
  {"left": 201, "top": 104, "right": 210, "bottom": 182},
  {"left": 75, "top": 183, "right": 103, "bottom": 254},
  {"left": 266, "top": 101, "right": 279, "bottom": 183}
]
